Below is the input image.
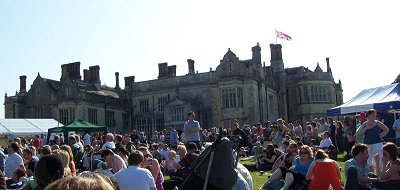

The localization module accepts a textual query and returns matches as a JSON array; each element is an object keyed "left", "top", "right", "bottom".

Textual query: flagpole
[{"left": 275, "top": 29, "right": 277, "bottom": 44}]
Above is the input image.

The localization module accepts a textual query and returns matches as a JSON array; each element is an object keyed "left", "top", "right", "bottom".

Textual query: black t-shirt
[{"left": 28, "top": 157, "right": 39, "bottom": 175}]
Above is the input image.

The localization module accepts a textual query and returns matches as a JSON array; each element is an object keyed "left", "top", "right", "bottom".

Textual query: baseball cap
[{"left": 356, "top": 112, "right": 366, "bottom": 118}]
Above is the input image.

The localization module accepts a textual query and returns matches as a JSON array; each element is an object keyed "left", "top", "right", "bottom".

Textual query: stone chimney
[
  {"left": 61, "top": 62, "right": 81, "bottom": 81},
  {"left": 158, "top": 63, "right": 168, "bottom": 78},
  {"left": 168, "top": 65, "right": 176, "bottom": 77},
  {"left": 270, "top": 44, "right": 282, "bottom": 61},
  {"left": 19, "top": 75, "right": 27, "bottom": 93},
  {"left": 89, "top": 66, "right": 101, "bottom": 87},
  {"left": 252, "top": 42, "right": 261, "bottom": 66},
  {"left": 187, "top": 59, "right": 195, "bottom": 75},
  {"left": 326, "top": 57, "right": 331, "bottom": 73},
  {"left": 115, "top": 72, "right": 120, "bottom": 89},
  {"left": 124, "top": 76, "right": 135, "bottom": 88},
  {"left": 83, "top": 69, "right": 90, "bottom": 83}
]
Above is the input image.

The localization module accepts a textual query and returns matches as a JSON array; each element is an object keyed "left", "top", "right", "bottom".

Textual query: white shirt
[
  {"left": 113, "top": 166, "right": 156, "bottom": 190},
  {"left": 83, "top": 133, "right": 91, "bottom": 145},
  {"left": 319, "top": 138, "right": 332, "bottom": 148},
  {"left": 5, "top": 152, "right": 24, "bottom": 178},
  {"left": 101, "top": 141, "right": 116, "bottom": 150},
  {"left": 160, "top": 148, "right": 170, "bottom": 160}
]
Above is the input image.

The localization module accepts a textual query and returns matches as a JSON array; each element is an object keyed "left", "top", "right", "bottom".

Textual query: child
[
  {"left": 238, "top": 147, "right": 247, "bottom": 157},
  {"left": 165, "top": 150, "right": 178, "bottom": 177}
]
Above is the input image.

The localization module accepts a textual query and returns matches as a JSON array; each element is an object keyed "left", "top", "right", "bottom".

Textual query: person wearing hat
[{"left": 355, "top": 112, "right": 367, "bottom": 144}]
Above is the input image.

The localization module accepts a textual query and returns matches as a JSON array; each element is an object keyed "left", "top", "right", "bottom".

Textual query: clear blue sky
[{"left": 1, "top": 1, "right": 399, "bottom": 119}]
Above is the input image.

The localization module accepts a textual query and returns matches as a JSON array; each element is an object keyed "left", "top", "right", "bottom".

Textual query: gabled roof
[{"left": 285, "top": 66, "right": 311, "bottom": 75}]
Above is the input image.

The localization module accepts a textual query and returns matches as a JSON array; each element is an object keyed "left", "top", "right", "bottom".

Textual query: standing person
[
  {"left": 83, "top": 132, "right": 91, "bottom": 146},
  {"left": 355, "top": 112, "right": 367, "bottom": 143},
  {"left": 358, "top": 109, "right": 389, "bottom": 173},
  {"left": 345, "top": 122, "right": 356, "bottom": 159},
  {"left": 328, "top": 117, "right": 337, "bottom": 147},
  {"left": 336, "top": 121, "right": 345, "bottom": 153},
  {"left": 33, "top": 135, "right": 41, "bottom": 151},
  {"left": 113, "top": 150, "right": 156, "bottom": 190},
  {"left": 392, "top": 114, "right": 400, "bottom": 147},
  {"left": 183, "top": 111, "right": 202, "bottom": 150},
  {"left": 169, "top": 126, "right": 179, "bottom": 146}
]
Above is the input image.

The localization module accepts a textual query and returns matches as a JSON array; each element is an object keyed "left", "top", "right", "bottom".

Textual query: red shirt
[
  {"left": 33, "top": 139, "right": 41, "bottom": 150},
  {"left": 308, "top": 160, "right": 342, "bottom": 190},
  {"left": 178, "top": 153, "right": 199, "bottom": 178}
]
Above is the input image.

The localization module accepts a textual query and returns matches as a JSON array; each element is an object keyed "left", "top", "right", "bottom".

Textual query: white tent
[{"left": 0, "top": 119, "right": 63, "bottom": 137}]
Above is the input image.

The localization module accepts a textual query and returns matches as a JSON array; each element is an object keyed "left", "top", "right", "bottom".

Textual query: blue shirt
[
  {"left": 392, "top": 119, "right": 400, "bottom": 138},
  {"left": 293, "top": 156, "right": 314, "bottom": 176},
  {"left": 183, "top": 120, "right": 201, "bottom": 142},
  {"left": 345, "top": 158, "right": 371, "bottom": 188}
]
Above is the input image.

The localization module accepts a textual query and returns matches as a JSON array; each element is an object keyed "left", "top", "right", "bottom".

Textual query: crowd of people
[{"left": 0, "top": 109, "right": 398, "bottom": 190}]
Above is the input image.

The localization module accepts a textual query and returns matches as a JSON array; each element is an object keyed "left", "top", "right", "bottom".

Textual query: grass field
[{"left": 240, "top": 152, "right": 348, "bottom": 189}]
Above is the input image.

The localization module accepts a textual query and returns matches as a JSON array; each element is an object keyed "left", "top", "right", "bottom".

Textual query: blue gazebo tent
[{"left": 327, "top": 83, "right": 400, "bottom": 116}]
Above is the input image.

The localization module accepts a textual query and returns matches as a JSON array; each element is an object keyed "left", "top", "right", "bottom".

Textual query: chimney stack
[
  {"left": 115, "top": 72, "right": 120, "bottom": 89},
  {"left": 168, "top": 65, "right": 176, "bottom": 77},
  {"left": 61, "top": 62, "right": 81, "bottom": 81},
  {"left": 158, "top": 63, "right": 168, "bottom": 78},
  {"left": 124, "top": 76, "right": 135, "bottom": 89},
  {"left": 252, "top": 42, "right": 261, "bottom": 65},
  {"left": 89, "top": 66, "right": 101, "bottom": 87},
  {"left": 83, "top": 69, "right": 90, "bottom": 83},
  {"left": 19, "top": 75, "right": 27, "bottom": 93},
  {"left": 326, "top": 57, "right": 331, "bottom": 73},
  {"left": 187, "top": 59, "right": 195, "bottom": 75}
]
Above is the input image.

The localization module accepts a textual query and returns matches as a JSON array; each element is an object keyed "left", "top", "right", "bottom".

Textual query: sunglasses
[{"left": 144, "top": 154, "right": 152, "bottom": 158}]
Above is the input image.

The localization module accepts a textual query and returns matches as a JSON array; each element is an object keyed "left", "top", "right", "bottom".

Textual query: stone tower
[{"left": 270, "top": 44, "right": 287, "bottom": 119}]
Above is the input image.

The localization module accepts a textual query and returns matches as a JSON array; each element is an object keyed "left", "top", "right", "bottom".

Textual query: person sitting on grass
[
  {"left": 265, "top": 145, "right": 314, "bottom": 190},
  {"left": 376, "top": 142, "right": 400, "bottom": 190},
  {"left": 256, "top": 144, "right": 279, "bottom": 171},
  {"left": 318, "top": 131, "right": 332, "bottom": 150},
  {"left": 306, "top": 149, "right": 342, "bottom": 190},
  {"left": 344, "top": 143, "right": 385, "bottom": 190}
]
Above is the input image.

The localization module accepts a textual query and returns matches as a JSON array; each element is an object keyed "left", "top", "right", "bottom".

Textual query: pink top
[{"left": 107, "top": 154, "right": 127, "bottom": 174}]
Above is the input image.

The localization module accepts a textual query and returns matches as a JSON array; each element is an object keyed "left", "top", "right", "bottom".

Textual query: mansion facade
[{"left": 4, "top": 43, "right": 343, "bottom": 134}]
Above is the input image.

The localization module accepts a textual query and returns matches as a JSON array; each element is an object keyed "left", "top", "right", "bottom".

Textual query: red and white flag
[{"left": 276, "top": 30, "right": 292, "bottom": 41}]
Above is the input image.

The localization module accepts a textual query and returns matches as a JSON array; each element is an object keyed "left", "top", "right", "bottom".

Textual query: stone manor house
[{"left": 4, "top": 43, "right": 343, "bottom": 134}]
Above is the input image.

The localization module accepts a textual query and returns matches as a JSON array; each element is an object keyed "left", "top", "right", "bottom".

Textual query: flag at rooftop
[{"left": 276, "top": 30, "right": 292, "bottom": 41}]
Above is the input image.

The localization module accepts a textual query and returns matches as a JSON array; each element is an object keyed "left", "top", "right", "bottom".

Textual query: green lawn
[{"left": 240, "top": 153, "right": 348, "bottom": 189}]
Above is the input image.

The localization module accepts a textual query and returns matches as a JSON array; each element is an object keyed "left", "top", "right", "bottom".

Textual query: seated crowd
[{"left": 0, "top": 109, "right": 399, "bottom": 190}]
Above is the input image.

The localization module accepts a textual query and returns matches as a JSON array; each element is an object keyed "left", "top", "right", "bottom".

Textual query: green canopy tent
[{"left": 47, "top": 119, "right": 107, "bottom": 142}]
